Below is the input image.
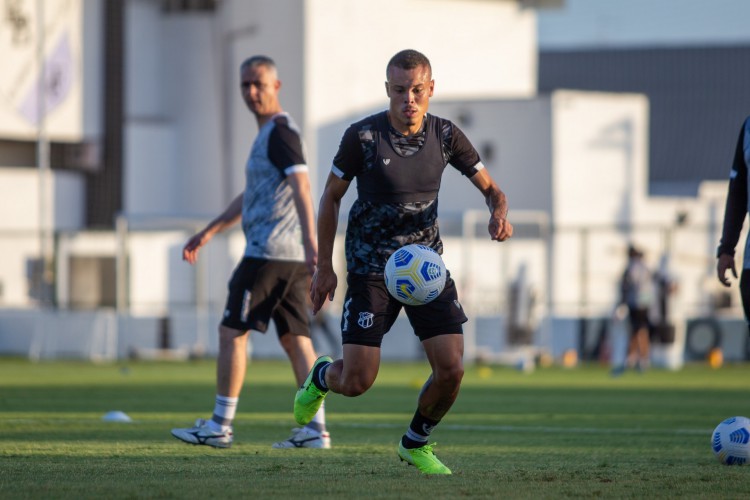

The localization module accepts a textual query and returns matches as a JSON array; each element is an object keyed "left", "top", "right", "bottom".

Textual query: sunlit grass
[{"left": 1, "top": 358, "right": 749, "bottom": 498}]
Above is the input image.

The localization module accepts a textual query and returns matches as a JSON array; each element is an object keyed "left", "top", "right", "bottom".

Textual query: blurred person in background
[
  {"left": 171, "top": 55, "right": 330, "bottom": 449},
  {"left": 612, "top": 245, "right": 654, "bottom": 375},
  {"left": 717, "top": 115, "right": 750, "bottom": 336},
  {"left": 651, "top": 253, "right": 678, "bottom": 344}
]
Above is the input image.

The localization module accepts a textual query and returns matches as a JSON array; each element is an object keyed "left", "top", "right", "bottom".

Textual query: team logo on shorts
[{"left": 358, "top": 311, "right": 374, "bottom": 329}]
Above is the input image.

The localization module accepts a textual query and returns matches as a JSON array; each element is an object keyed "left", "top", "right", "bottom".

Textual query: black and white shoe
[
  {"left": 171, "top": 418, "right": 233, "bottom": 448},
  {"left": 272, "top": 427, "right": 331, "bottom": 449}
]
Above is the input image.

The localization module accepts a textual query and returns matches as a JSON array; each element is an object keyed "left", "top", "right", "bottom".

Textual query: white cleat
[
  {"left": 272, "top": 427, "right": 331, "bottom": 449},
  {"left": 171, "top": 418, "right": 233, "bottom": 448}
]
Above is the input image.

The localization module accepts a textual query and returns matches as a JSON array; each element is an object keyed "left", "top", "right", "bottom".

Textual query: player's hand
[
  {"left": 613, "top": 304, "right": 628, "bottom": 321},
  {"left": 182, "top": 231, "right": 209, "bottom": 265},
  {"left": 310, "top": 265, "right": 337, "bottom": 315},
  {"left": 489, "top": 216, "right": 513, "bottom": 242},
  {"left": 717, "top": 253, "right": 737, "bottom": 287}
]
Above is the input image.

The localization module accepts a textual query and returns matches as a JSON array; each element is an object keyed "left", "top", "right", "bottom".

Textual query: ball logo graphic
[
  {"left": 712, "top": 416, "right": 750, "bottom": 465},
  {"left": 384, "top": 244, "right": 446, "bottom": 306}
]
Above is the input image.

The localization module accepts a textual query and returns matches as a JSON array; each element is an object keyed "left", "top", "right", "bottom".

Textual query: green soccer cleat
[
  {"left": 294, "top": 355, "right": 332, "bottom": 425},
  {"left": 398, "top": 441, "right": 452, "bottom": 475}
]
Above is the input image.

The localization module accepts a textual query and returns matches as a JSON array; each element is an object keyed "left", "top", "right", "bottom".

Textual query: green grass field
[{"left": 1, "top": 358, "right": 749, "bottom": 499}]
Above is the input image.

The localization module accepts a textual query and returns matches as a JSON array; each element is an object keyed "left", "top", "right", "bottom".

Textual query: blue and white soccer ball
[
  {"left": 384, "top": 244, "right": 446, "bottom": 306},
  {"left": 712, "top": 416, "right": 750, "bottom": 465}
]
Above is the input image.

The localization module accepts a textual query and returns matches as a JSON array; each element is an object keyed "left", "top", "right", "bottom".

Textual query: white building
[{"left": 0, "top": 0, "right": 741, "bottom": 363}]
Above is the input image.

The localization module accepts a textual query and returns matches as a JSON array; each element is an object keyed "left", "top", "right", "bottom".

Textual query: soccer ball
[
  {"left": 711, "top": 416, "right": 750, "bottom": 465},
  {"left": 383, "top": 244, "right": 446, "bottom": 306}
]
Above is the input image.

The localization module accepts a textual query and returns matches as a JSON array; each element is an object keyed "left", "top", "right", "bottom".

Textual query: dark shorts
[
  {"left": 627, "top": 307, "right": 650, "bottom": 334},
  {"left": 340, "top": 273, "right": 468, "bottom": 347},
  {"left": 221, "top": 257, "right": 310, "bottom": 337}
]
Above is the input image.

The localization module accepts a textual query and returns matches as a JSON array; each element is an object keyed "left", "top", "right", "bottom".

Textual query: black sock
[
  {"left": 402, "top": 410, "right": 439, "bottom": 449},
  {"left": 311, "top": 361, "right": 330, "bottom": 391}
]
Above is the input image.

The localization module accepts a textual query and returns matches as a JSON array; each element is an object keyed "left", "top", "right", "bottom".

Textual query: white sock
[
  {"left": 306, "top": 401, "right": 326, "bottom": 433},
  {"left": 209, "top": 395, "right": 238, "bottom": 432}
]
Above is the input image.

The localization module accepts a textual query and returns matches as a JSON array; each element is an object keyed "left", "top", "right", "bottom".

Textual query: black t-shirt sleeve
[
  {"left": 331, "top": 124, "right": 364, "bottom": 181},
  {"left": 268, "top": 122, "right": 306, "bottom": 174},
  {"left": 718, "top": 118, "right": 749, "bottom": 257},
  {"left": 444, "top": 121, "right": 482, "bottom": 176}
]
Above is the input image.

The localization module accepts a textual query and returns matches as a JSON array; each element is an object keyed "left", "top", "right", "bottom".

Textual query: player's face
[
  {"left": 385, "top": 64, "right": 434, "bottom": 135},
  {"left": 240, "top": 64, "right": 281, "bottom": 118}
]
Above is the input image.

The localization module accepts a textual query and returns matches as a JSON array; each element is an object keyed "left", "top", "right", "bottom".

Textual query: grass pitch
[{"left": 1, "top": 358, "right": 750, "bottom": 498}]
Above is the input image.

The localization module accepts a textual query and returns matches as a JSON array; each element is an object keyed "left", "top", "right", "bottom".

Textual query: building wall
[
  {"left": 429, "top": 98, "right": 553, "bottom": 215},
  {"left": 307, "top": 0, "right": 538, "bottom": 202},
  {"left": 539, "top": 46, "right": 750, "bottom": 191},
  {"left": 0, "top": 0, "right": 103, "bottom": 142}
]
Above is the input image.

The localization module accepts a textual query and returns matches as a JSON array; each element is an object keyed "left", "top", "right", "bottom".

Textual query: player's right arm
[
  {"left": 717, "top": 118, "right": 750, "bottom": 286},
  {"left": 182, "top": 193, "right": 243, "bottom": 265},
  {"left": 311, "top": 173, "right": 350, "bottom": 314}
]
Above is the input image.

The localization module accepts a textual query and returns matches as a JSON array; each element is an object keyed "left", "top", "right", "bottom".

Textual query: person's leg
[
  {"left": 216, "top": 324, "right": 249, "bottom": 398},
  {"left": 296, "top": 272, "right": 395, "bottom": 424},
  {"left": 635, "top": 326, "right": 650, "bottom": 371},
  {"left": 396, "top": 333, "right": 463, "bottom": 475},
  {"left": 170, "top": 324, "right": 246, "bottom": 448},
  {"left": 322, "top": 343, "right": 381, "bottom": 396},
  {"left": 172, "top": 258, "right": 266, "bottom": 448},
  {"left": 210, "top": 324, "right": 250, "bottom": 431},
  {"left": 401, "top": 334, "right": 463, "bottom": 448},
  {"left": 294, "top": 343, "right": 381, "bottom": 426},
  {"left": 279, "top": 332, "right": 318, "bottom": 387},
  {"left": 273, "top": 332, "right": 332, "bottom": 449},
  {"left": 415, "top": 333, "right": 464, "bottom": 423},
  {"left": 625, "top": 329, "right": 638, "bottom": 368},
  {"left": 276, "top": 333, "right": 330, "bottom": 447},
  {"left": 270, "top": 264, "right": 333, "bottom": 446}
]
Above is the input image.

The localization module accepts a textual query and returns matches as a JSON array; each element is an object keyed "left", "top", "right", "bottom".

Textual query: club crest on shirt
[{"left": 358, "top": 311, "right": 374, "bottom": 329}]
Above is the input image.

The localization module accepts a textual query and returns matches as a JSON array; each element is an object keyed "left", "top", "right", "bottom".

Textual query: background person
[
  {"left": 613, "top": 245, "right": 654, "bottom": 375},
  {"left": 717, "top": 115, "right": 750, "bottom": 336},
  {"left": 294, "top": 49, "right": 513, "bottom": 474},
  {"left": 171, "top": 55, "right": 330, "bottom": 449}
]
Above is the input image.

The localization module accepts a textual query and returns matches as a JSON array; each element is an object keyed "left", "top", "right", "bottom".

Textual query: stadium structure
[{"left": 0, "top": 0, "right": 745, "bottom": 368}]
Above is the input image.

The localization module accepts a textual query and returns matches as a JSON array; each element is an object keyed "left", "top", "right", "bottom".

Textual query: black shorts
[
  {"left": 340, "top": 273, "right": 467, "bottom": 347},
  {"left": 627, "top": 307, "right": 650, "bottom": 334},
  {"left": 221, "top": 257, "right": 310, "bottom": 337}
]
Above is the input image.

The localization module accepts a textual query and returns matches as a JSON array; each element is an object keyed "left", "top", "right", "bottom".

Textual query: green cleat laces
[
  {"left": 398, "top": 441, "right": 452, "bottom": 475},
  {"left": 294, "top": 355, "right": 332, "bottom": 425}
]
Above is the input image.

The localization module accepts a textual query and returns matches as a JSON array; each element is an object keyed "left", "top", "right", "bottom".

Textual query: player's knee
[
  {"left": 435, "top": 364, "right": 464, "bottom": 389},
  {"left": 338, "top": 376, "right": 373, "bottom": 397},
  {"left": 218, "top": 325, "right": 246, "bottom": 347},
  {"left": 278, "top": 332, "right": 300, "bottom": 354}
]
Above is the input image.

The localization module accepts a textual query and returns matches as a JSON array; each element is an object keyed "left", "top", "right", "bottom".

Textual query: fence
[{"left": 0, "top": 210, "right": 745, "bottom": 363}]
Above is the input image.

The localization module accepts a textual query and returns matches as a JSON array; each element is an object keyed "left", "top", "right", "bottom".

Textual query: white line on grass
[{"left": 335, "top": 422, "right": 710, "bottom": 436}]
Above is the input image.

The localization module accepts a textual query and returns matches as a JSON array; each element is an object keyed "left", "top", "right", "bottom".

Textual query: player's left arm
[
  {"left": 469, "top": 169, "right": 513, "bottom": 242},
  {"left": 286, "top": 171, "right": 318, "bottom": 275},
  {"left": 269, "top": 121, "right": 318, "bottom": 274}
]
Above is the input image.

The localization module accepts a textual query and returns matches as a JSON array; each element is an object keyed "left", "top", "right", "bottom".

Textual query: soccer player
[
  {"left": 171, "top": 55, "right": 330, "bottom": 449},
  {"left": 294, "top": 49, "right": 513, "bottom": 474},
  {"left": 717, "top": 115, "right": 750, "bottom": 336}
]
